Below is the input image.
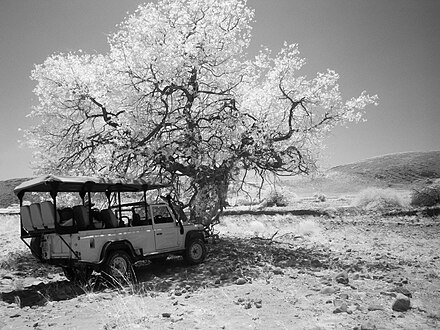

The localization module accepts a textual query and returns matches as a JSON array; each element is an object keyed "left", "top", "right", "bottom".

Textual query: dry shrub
[
  {"left": 410, "top": 184, "right": 440, "bottom": 207},
  {"left": 353, "top": 188, "right": 406, "bottom": 211},
  {"left": 314, "top": 193, "right": 326, "bottom": 202},
  {"left": 264, "top": 190, "right": 289, "bottom": 207}
]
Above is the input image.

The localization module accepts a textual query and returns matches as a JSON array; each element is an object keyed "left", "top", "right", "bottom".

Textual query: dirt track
[{"left": 1, "top": 213, "right": 439, "bottom": 329}]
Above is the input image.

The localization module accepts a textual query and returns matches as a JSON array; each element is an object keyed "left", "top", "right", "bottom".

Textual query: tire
[
  {"left": 102, "top": 250, "right": 134, "bottom": 285},
  {"left": 30, "top": 236, "right": 42, "bottom": 260},
  {"left": 184, "top": 239, "right": 207, "bottom": 265}
]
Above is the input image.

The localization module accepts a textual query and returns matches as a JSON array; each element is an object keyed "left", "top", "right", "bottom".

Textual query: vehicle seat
[
  {"left": 59, "top": 207, "right": 74, "bottom": 227},
  {"left": 30, "top": 203, "right": 45, "bottom": 230},
  {"left": 20, "top": 205, "right": 34, "bottom": 231},
  {"left": 101, "top": 208, "right": 119, "bottom": 228},
  {"left": 73, "top": 205, "right": 90, "bottom": 230},
  {"left": 40, "top": 201, "right": 58, "bottom": 229}
]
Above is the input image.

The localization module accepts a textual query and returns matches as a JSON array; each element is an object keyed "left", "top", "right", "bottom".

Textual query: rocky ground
[{"left": 1, "top": 211, "right": 439, "bottom": 329}]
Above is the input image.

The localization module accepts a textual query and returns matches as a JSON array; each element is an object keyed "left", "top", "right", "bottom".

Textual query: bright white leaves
[{"left": 26, "top": 0, "right": 377, "bottom": 178}]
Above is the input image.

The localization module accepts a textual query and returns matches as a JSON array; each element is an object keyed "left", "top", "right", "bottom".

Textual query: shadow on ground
[{"left": 1, "top": 235, "right": 404, "bottom": 307}]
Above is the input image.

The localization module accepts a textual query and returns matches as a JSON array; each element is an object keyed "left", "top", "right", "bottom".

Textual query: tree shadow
[
  {"left": 1, "top": 235, "right": 404, "bottom": 307},
  {"left": 132, "top": 236, "right": 333, "bottom": 294}
]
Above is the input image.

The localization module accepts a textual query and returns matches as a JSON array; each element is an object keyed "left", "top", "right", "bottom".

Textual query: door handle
[{"left": 156, "top": 233, "right": 163, "bottom": 236}]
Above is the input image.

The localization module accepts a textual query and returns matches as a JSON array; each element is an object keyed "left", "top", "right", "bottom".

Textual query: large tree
[{"left": 26, "top": 0, "right": 377, "bottom": 224}]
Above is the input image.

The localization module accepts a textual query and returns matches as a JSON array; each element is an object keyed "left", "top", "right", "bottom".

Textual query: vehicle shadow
[{"left": 1, "top": 280, "right": 85, "bottom": 307}]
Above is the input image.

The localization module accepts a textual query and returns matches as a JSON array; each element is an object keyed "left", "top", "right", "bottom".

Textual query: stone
[
  {"left": 367, "top": 304, "right": 384, "bottom": 311},
  {"left": 236, "top": 278, "right": 247, "bottom": 285},
  {"left": 273, "top": 268, "right": 284, "bottom": 275},
  {"left": 391, "top": 287, "right": 412, "bottom": 298},
  {"left": 333, "top": 303, "right": 348, "bottom": 314},
  {"left": 335, "top": 271, "right": 349, "bottom": 285},
  {"left": 320, "top": 287, "right": 338, "bottom": 295},
  {"left": 392, "top": 294, "right": 411, "bottom": 312},
  {"left": 359, "top": 322, "right": 377, "bottom": 330},
  {"left": 162, "top": 313, "right": 171, "bottom": 318}
]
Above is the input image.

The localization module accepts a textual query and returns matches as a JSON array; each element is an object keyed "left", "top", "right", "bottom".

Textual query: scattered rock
[
  {"left": 390, "top": 287, "right": 412, "bottom": 298},
  {"left": 335, "top": 271, "right": 349, "bottom": 285},
  {"left": 353, "top": 322, "right": 377, "bottom": 330},
  {"left": 333, "top": 302, "right": 348, "bottom": 313},
  {"left": 236, "top": 278, "right": 247, "bottom": 285},
  {"left": 320, "top": 287, "right": 338, "bottom": 295},
  {"left": 380, "top": 291, "right": 396, "bottom": 298},
  {"left": 367, "top": 304, "right": 384, "bottom": 311},
  {"left": 254, "top": 299, "right": 263, "bottom": 308},
  {"left": 273, "top": 268, "right": 284, "bottom": 275},
  {"left": 392, "top": 294, "right": 411, "bottom": 312},
  {"left": 162, "top": 313, "right": 171, "bottom": 318}
]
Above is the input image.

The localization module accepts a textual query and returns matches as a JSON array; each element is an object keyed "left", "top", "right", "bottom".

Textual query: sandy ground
[{"left": 1, "top": 208, "right": 439, "bottom": 329}]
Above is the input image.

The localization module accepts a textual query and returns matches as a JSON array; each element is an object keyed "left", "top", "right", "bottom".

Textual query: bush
[
  {"left": 410, "top": 184, "right": 440, "bottom": 207},
  {"left": 314, "top": 193, "right": 326, "bottom": 202},
  {"left": 353, "top": 188, "right": 406, "bottom": 211},
  {"left": 265, "top": 190, "right": 289, "bottom": 207}
]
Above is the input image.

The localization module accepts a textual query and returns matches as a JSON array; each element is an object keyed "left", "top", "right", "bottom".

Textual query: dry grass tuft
[{"left": 352, "top": 188, "right": 408, "bottom": 211}]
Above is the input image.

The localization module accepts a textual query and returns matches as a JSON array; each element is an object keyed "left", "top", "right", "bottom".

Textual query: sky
[{"left": 0, "top": 0, "right": 439, "bottom": 180}]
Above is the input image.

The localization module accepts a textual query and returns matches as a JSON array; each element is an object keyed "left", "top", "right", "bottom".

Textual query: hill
[
  {"left": 0, "top": 178, "right": 30, "bottom": 208},
  {"left": 330, "top": 151, "right": 440, "bottom": 186},
  {"left": 1, "top": 151, "right": 439, "bottom": 207},
  {"left": 234, "top": 151, "right": 440, "bottom": 199}
]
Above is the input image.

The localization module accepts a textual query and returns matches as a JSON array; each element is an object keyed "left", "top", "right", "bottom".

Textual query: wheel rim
[
  {"left": 190, "top": 243, "right": 203, "bottom": 260},
  {"left": 110, "top": 256, "right": 128, "bottom": 277}
]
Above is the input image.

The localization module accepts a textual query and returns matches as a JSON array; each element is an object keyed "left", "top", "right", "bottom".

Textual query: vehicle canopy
[
  {"left": 15, "top": 175, "right": 176, "bottom": 238},
  {"left": 14, "top": 174, "right": 172, "bottom": 197}
]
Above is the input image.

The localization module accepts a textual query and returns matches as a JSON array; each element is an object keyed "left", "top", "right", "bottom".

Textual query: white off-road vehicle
[{"left": 14, "top": 175, "right": 207, "bottom": 282}]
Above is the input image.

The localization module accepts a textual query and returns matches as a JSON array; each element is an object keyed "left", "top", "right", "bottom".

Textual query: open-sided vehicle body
[{"left": 14, "top": 175, "right": 206, "bottom": 282}]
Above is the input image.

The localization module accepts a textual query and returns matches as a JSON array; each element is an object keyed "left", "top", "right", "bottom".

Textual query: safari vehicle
[{"left": 14, "top": 175, "right": 207, "bottom": 282}]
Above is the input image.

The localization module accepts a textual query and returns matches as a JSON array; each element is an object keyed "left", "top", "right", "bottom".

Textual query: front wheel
[
  {"left": 102, "top": 250, "right": 135, "bottom": 285},
  {"left": 184, "top": 239, "right": 207, "bottom": 265}
]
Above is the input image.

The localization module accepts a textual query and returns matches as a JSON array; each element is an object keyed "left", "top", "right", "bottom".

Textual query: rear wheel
[
  {"left": 184, "top": 239, "right": 207, "bottom": 265},
  {"left": 30, "top": 236, "right": 42, "bottom": 260},
  {"left": 102, "top": 250, "right": 134, "bottom": 285}
]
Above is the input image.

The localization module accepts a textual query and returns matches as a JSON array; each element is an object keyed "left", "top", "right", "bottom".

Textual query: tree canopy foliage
[{"left": 26, "top": 0, "right": 378, "bottom": 223}]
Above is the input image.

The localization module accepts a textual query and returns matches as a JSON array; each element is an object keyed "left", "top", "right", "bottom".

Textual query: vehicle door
[
  {"left": 130, "top": 204, "right": 155, "bottom": 255},
  {"left": 151, "top": 204, "right": 178, "bottom": 250}
]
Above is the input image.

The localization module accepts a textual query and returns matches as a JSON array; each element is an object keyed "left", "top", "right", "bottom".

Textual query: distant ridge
[
  {"left": 0, "top": 177, "right": 31, "bottom": 208},
  {"left": 330, "top": 151, "right": 440, "bottom": 185},
  {"left": 0, "top": 151, "right": 439, "bottom": 207}
]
